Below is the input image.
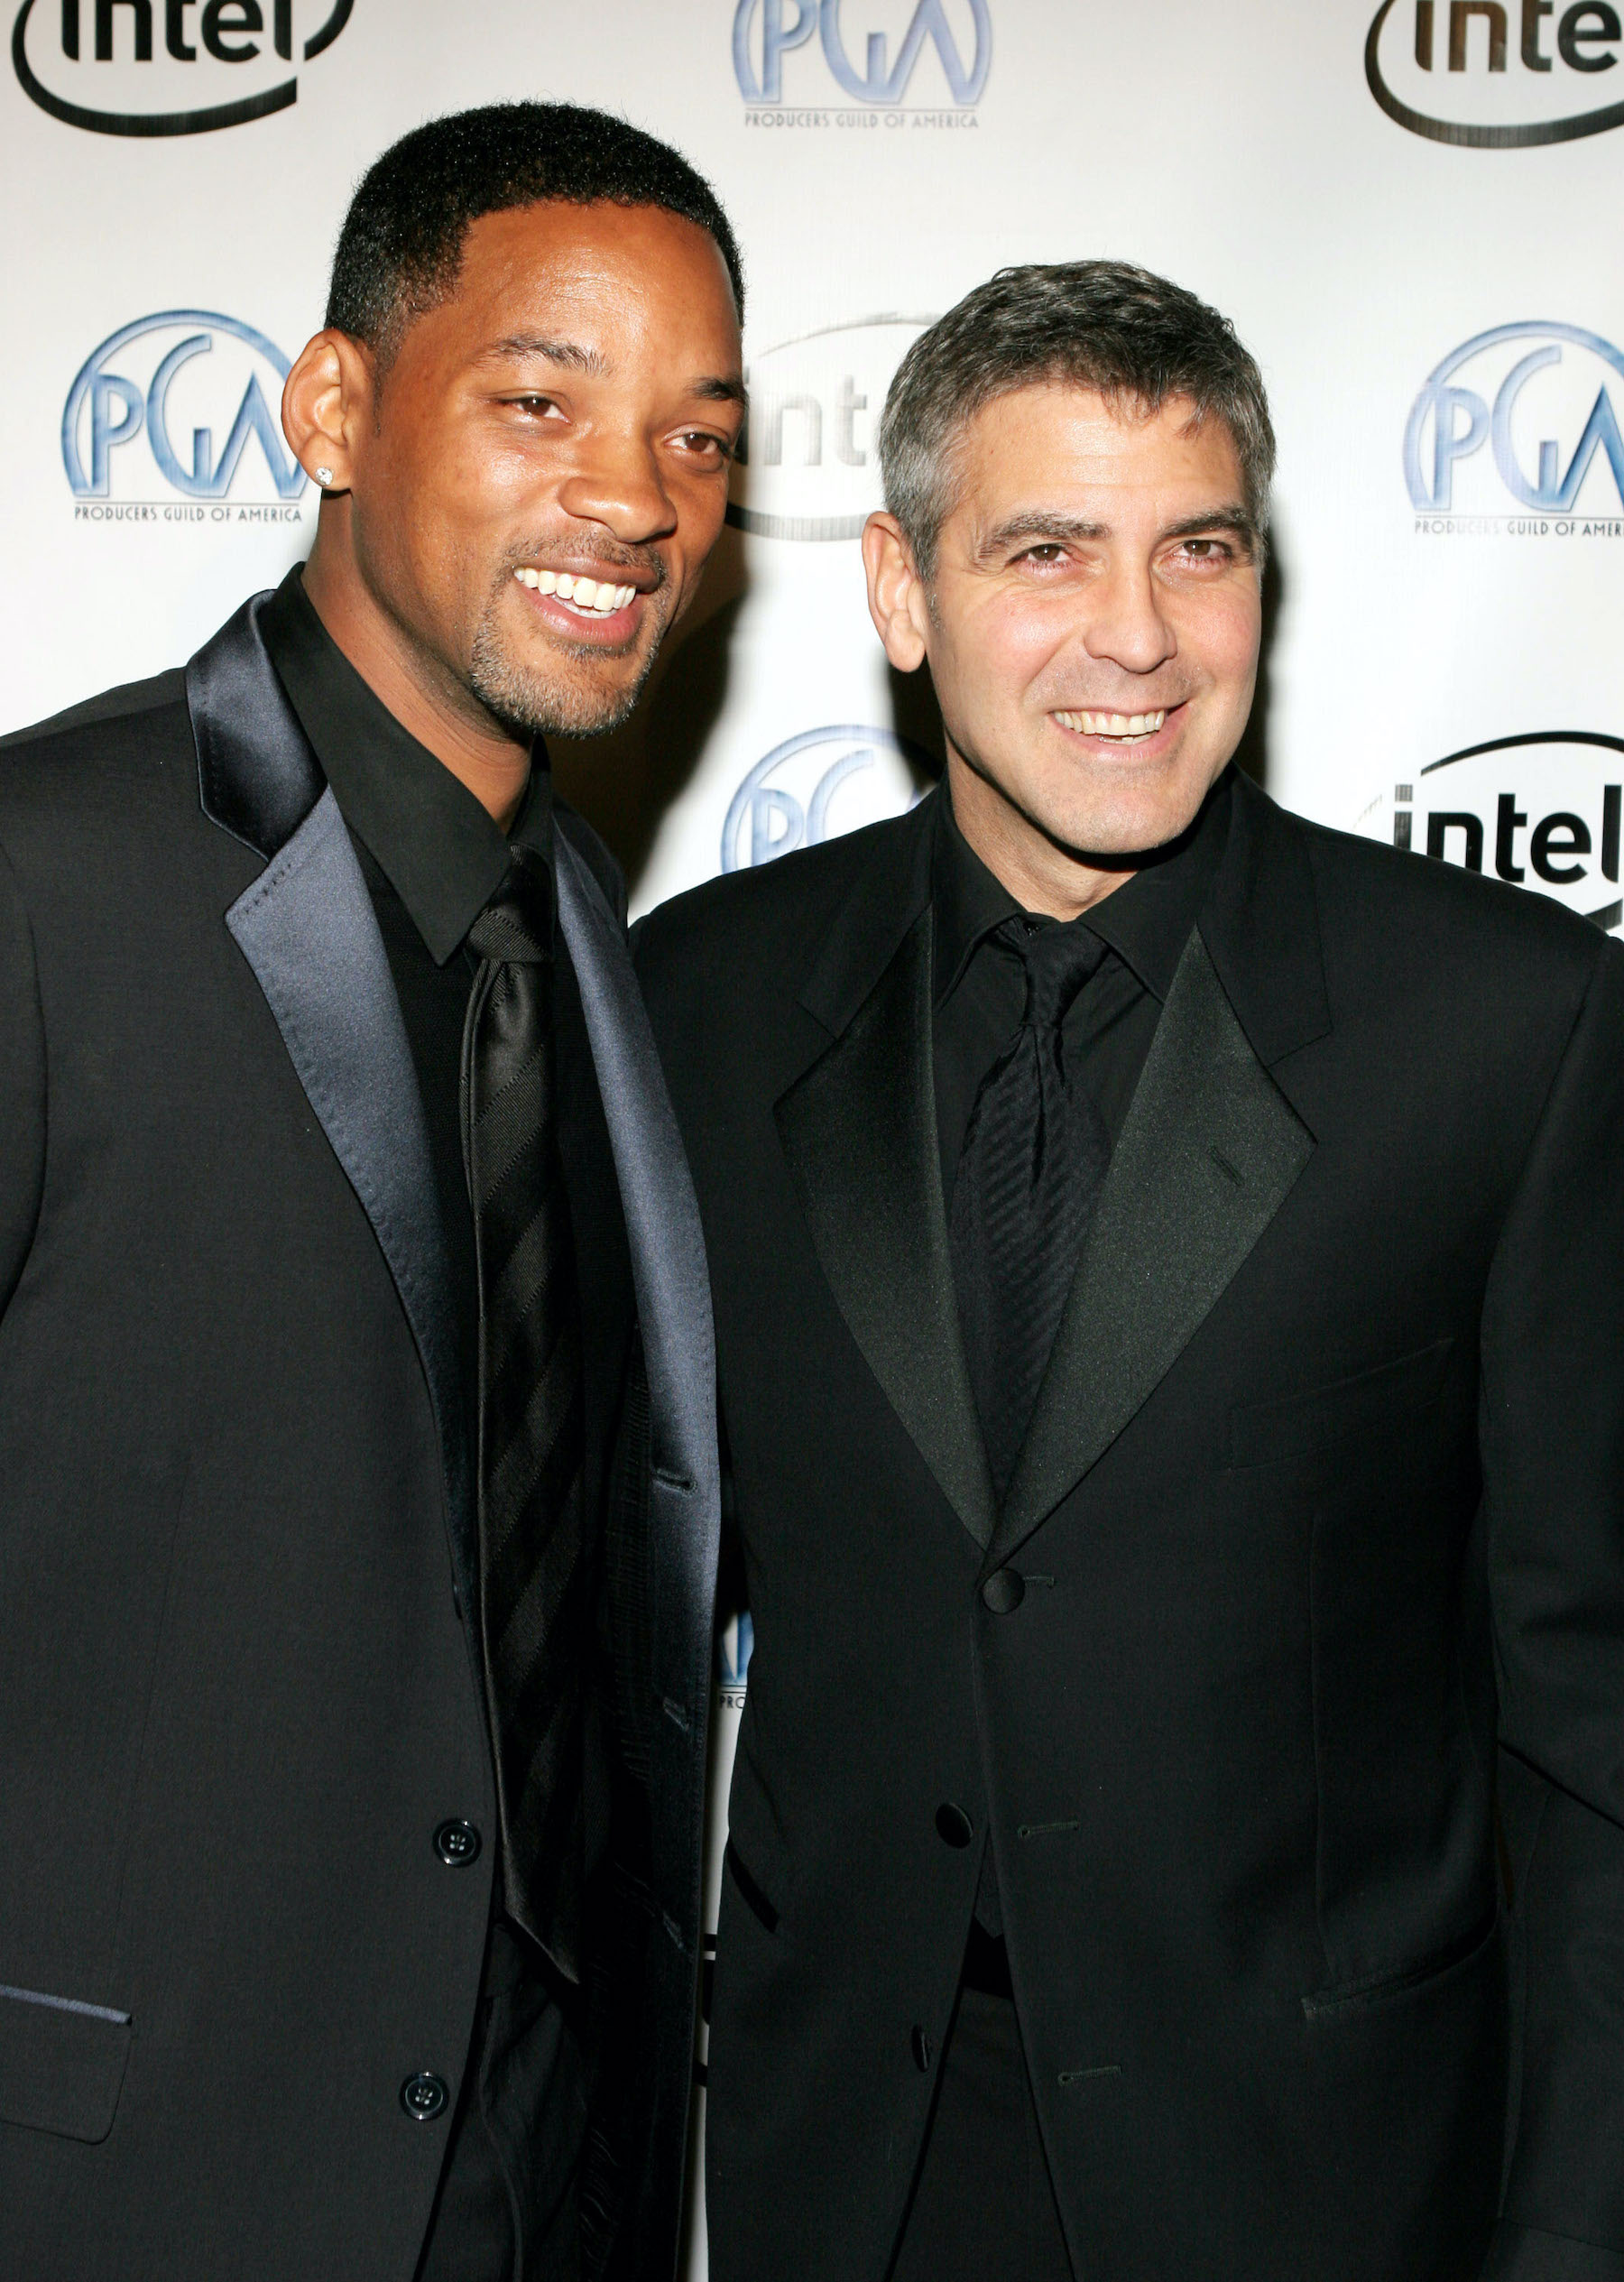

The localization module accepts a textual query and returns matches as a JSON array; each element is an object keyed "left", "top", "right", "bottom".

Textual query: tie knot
[
  {"left": 468, "top": 848, "right": 552, "bottom": 965},
  {"left": 1003, "top": 914, "right": 1108, "bottom": 1030}
]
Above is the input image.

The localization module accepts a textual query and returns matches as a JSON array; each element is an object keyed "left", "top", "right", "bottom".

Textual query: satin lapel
[
  {"left": 554, "top": 834, "right": 721, "bottom": 1990},
  {"left": 989, "top": 926, "right": 1313, "bottom": 1569},
  {"left": 186, "top": 598, "right": 475, "bottom": 1623},
  {"left": 775, "top": 906, "right": 996, "bottom": 1552}
]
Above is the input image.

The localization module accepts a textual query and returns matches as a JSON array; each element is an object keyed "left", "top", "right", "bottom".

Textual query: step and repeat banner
[{"left": 4, "top": 1, "right": 1621, "bottom": 2265}]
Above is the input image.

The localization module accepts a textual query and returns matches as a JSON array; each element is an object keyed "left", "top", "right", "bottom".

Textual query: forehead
[
  {"left": 408, "top": 199, "right": 740, "bottom": 364},
  {"left": 949, "top": 383, "right": 1243, "bottom": 521}
]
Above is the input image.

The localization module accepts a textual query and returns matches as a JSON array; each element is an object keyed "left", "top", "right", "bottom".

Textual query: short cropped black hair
[
  {"left": 326, "top": 101, "right": 744, "bottom": 365},
  {"left": 880, "top": 261, "right": 1273, "bottom": 578}
]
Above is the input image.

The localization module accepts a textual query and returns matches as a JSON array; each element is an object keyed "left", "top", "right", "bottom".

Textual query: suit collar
[
  {"left": 186, "top": 593, "right": 478, "bottom": 1626},
  {"left": 1200, "top": 768, "right": 1332, "bottom": 1073},
  {"left": 798, "top": 793, "right": 937, "bottom": 1041},
  {"left": 777, "top": 765, "right": 1329, "bottom": 1559}
]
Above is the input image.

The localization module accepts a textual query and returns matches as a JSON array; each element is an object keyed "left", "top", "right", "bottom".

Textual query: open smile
[
  {"left": 1051, "top": 702, "right": 1184, "bottom": 750},
  {"left": 512, "top": 562, "right": 651, "bottom": 643}
]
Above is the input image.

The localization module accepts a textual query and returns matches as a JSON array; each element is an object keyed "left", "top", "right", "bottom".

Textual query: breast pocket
[
  {"left": 1227, "top": 1338, "right": 1455, "bottom": 1471},
  {"left": 0, "top": 1982, "right": 132, "bottom": 2145}
]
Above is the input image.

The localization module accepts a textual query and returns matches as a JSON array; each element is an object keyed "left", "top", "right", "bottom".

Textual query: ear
[
  {"left": 281, "top": 328, "right": 375, "bottom": 495},
  {"left": 862, "top": 512, "right": 931, "bottom": 673}
]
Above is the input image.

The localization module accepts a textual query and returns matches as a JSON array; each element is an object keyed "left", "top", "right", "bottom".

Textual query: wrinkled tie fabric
[
  {"left": 462, "top": 824, "right": 586, "bottom": 1983},
  {"left": 949, "top": 915, "right": 1112, "bottom": 1505}
]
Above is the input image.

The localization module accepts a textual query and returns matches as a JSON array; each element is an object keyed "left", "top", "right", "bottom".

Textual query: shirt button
[
  {"left": 981, "top": 1569, "right": 1026, "bottom": 1614},
  {"left": 434, "top": 1819, "right": 482, "bottom": 1867},
  {"left": 935, "top": 1803, "right": 974, "bottom": 1850},
  {"left": 400, "top": 2072, "right": 449, "bottom": 2121}
]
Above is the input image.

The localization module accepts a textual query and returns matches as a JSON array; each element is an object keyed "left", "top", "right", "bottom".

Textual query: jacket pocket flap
[
  {"left": 0, "top": 1983, "right": 132, "bottom": 2144},
  {"left": 1229, "top": 1338, "right": 1454, "bottom": 1469}
]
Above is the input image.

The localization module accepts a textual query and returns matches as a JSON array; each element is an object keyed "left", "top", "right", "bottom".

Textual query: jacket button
[
  {"left": 982, "top": 1568, "right": 1025, "bottom": 1613},
  {"left": 911, "top": 2026, "right": 933, "bottom": 2072},
  {"left": 935, "top": 1803, "right": 973, "bottom": 1849},
  {"left": 400, "top": 2072, "right": 448, "bottom": 2121},
  {"left": 434, "top": 1819, "right": 482, "bottom": 1866}
]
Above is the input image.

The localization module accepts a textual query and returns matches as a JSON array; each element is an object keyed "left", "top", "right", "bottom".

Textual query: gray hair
[{"left": 877, "top": 260, "right": 1275, "bottom": 579}]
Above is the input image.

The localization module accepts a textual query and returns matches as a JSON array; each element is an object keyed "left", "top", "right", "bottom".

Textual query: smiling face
[
  {"left": 864, "top": 383, "right": 1262, "bottom": 909},
  {"left": 293, "top": 198, "right": 743, "bottom": 746}
]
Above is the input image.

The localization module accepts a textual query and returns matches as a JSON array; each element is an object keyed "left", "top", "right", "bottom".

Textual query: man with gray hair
[{"left": 637, "top": 261, "right": 1624, "bottom": 2279}]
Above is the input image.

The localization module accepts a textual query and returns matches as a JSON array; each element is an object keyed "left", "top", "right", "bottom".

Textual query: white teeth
[
  {"left": 513, "top": 568, "right": 638, "bottom": 615},
  {"left": 1055, "top": 707, "right": 1167, "bottom": 742}
]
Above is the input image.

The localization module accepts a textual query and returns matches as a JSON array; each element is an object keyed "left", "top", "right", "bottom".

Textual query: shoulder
[
  {"left": 636, "top": 805, "right": 921, "bottom": 1005},
  {"left": 0, "top": 668, "right": 195, "bottom": 819},
  {"left": 1290, "top": 800, "right": 1608, "bottom": 992}
]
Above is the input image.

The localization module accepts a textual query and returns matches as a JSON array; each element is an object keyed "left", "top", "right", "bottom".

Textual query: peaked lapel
[
  {"left": 989, "top": 924, "right": 1314, "bottom": 1567},
  {"left": 776, "top": 837, "right": 996, "bottom": 1552},
  {"left": 186, "top": 594, "right": 476, "bottom": 1625}
]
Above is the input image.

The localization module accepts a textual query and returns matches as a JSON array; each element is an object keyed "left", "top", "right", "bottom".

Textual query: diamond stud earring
[{"left": 313, "top": 466, "right": 335, "bottom": 487}]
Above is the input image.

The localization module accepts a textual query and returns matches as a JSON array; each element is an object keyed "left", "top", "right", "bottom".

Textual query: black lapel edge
[
  {"left": 776, "top": 903, "right": 995, "bottom": 1551},
  {"left": 190, "top": 605, "right": 477, "bottom": 1631},
  {"left": 553, "top": 835, "right": 723, "bottom": 2192},
  {"left": 990, "top": 926, "right": 1315, "bottom": 1566},
  {"left": 798, "top": 792, "right": 938, "bottom": 1039},
  {"left": 187, "top": 589, "right": 325, "bottom": 860}
]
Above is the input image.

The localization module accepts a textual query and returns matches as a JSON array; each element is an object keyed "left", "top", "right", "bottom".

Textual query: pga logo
[
  {"left": 63, "top": 310, "right": 306, "bottom": 503},
  {"left": 1405, "top": 322, "right": 1624, "bottom": 513},
  {"left": 733, "top": 0, "right": 990, "bottom": 106},
  {"left": 14, "top": 0, "right": 352, "bottom": 136},
  {"left": 721, "top": 725, "right": 928, "bottom": 873}
]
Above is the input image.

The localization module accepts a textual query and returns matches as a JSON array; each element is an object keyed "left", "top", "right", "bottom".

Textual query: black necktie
[
  {"left": 949, "top": 917, "right": 1112, "bottom": 1502},
  {"left": 462, "top": 828, "right": 586, "bottom": 1982}
]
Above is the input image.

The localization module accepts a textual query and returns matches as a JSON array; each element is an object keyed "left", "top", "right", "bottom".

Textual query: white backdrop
[{"left": 5, "top": 3, "right": 1622, "bottom": 2265}]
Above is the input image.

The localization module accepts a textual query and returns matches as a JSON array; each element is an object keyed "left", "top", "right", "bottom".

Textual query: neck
[
  {"left": 300, "top": 515, "right": 531, "bottom": 830},
  {"left": 946, "top": 752, "right": 1135, "bottom": 921}
]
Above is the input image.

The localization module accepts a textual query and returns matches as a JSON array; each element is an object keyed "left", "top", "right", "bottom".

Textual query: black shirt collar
[
  {"left": 259, "top": 566, "right": 549, "bottom": 966},
  {"left": 931, "top": 768, "right": 1233, "bottom": 1007}
]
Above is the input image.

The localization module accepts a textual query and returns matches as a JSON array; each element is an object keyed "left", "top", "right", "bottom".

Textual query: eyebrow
[
  {"left": 979, "top": 504, "right": 1259, "bottom": 556},
  {"left": 476, "top": 332, "right": 747, "bottom": 409}
]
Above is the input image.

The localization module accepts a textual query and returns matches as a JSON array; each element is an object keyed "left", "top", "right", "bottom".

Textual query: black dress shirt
[
  {"left": 260, "top": 570, "right": 582, "bottom": 2282},
  {"left": 931, "top": 772, "right": 1231, "bottom": 1213}
]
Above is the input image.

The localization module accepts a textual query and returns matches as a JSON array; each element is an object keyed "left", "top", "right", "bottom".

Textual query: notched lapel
[
  {"left": 991, "top": 928, "right": 1314, "bottom": 1567},
  {"left": 776, "top": 909, "right": 996, "bottom": 1551}
]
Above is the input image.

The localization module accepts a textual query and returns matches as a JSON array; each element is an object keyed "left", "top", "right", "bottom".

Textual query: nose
[
  {"left": 556, "top": 429, "right": 677, "bottom": 547},
  {"left": 1081, "top": 557, "right": 1176, "bottom": 678}
]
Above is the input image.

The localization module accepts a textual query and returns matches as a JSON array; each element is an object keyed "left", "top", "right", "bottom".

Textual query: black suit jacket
[
  {"left": 0, "top": 596, "right": 719, "bottom": 2282},
  {"left": 635, "top": 771, "right": 1624, "bottom": 2282}
]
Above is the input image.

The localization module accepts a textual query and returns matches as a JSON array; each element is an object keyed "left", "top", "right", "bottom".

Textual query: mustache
[{"left": 499, "top": 536, "right": 669, "bottom": 592}]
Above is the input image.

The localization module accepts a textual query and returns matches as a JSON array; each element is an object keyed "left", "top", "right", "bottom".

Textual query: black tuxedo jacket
[
  {"left": 635, "top": 771, "right": 1624, "bottom": 2282},
  {"left": 0, "top": 596, "right": 718, "bottom": 2282}
]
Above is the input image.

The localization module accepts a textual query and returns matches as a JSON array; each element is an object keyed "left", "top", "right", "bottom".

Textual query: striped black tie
[{"left": 463, "top": 833, "right": 586, "bottom": 1983}]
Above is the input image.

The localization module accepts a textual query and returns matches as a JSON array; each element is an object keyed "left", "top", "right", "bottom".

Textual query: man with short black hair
[
  {"left": 637, "top": 261, "right": 1624, "bottom": 2279},
  {"left": 0, "top": 102, "right": 738, "bottom": 2282}
]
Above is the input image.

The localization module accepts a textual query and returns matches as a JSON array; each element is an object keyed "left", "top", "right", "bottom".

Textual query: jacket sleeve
[
  {"left": 1480, "top": 937, "right": 1624, "bottom": 2277},
  {"left": 0, "top": 838, "right": 45, "bottom": 1317}
]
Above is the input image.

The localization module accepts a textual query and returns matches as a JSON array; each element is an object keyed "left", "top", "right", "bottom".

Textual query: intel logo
[
  {"left": 721, "top": 725, "right": 930, "bottom": 873},
  {"left": 1405, "top": 322, "right": 1624, "bottom": 517},
  {"left": 1368, "top": 0, "right": 1624, "bottom": 145},
  {"left": 733, "top": 0, "right": 990, "bottom": 108},
  {"left": 727, "top": 317, "right": 931, "bottom": 541},
  {"left": 14, "top": 0, "right": 352, "bottom": 138},
  {"left": 1360, "top": 733, "right": 1624, "bottom": 931},
  {"left": 63, "top": 310, "right": 307, "bottom": 515}
]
